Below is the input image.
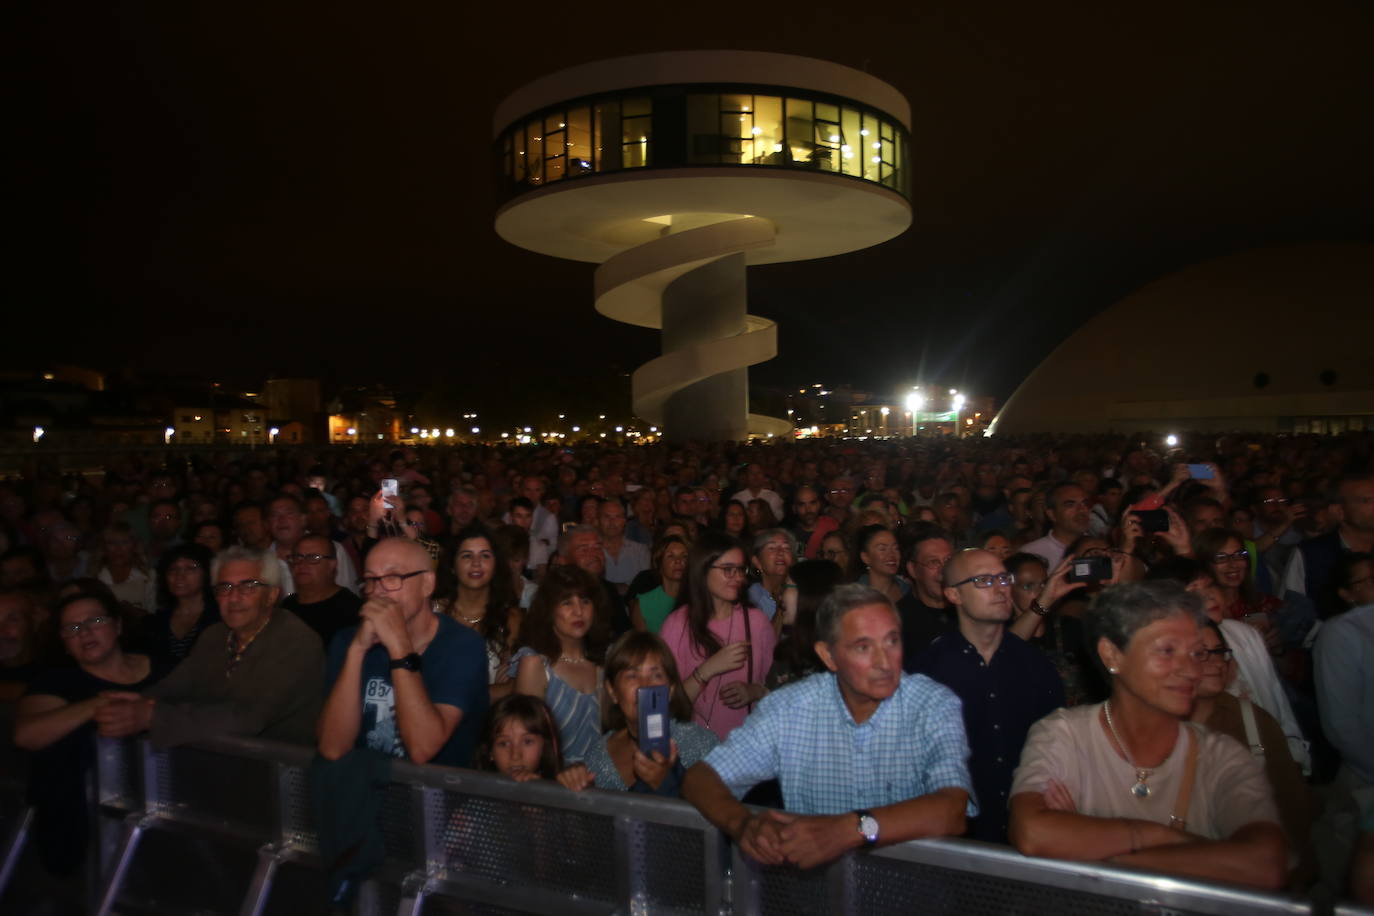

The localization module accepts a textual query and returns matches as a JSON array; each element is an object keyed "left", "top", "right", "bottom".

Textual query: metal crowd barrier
[{"left": 1, "top": 730, "right": 1326, "bottom": 915}]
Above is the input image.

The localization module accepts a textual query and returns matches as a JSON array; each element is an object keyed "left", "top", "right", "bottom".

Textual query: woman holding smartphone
[{"left": 558, "top": 632, "right": 718, "bottom": 795}]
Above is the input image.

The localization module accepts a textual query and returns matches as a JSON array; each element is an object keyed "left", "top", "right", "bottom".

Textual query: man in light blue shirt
[{"left": 683, "top": 584, "right": 975, "bottom": 868}]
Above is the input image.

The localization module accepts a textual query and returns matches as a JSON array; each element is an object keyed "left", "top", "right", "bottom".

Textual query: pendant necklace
[{"left": 1103, "top": 700, "right": 1153, "bottom": 799}]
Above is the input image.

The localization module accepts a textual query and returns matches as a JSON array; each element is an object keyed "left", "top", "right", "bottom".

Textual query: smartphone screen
[
  {"left": 1186, "top": 464, "right": 1215, "bottom": 480},
  {"left": 1067, "top": 555, "right": 1113, "bottom": 583},
  {"left": 381, "top": 478, "right": 399, "bottom": 499},
  {"left": 637, "top": 685, "right": 671, "bottom": 758}
]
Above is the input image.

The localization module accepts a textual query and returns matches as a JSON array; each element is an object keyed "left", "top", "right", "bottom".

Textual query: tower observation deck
[{"left": 493, "top": 51, "right": 913, "bottom": 441}]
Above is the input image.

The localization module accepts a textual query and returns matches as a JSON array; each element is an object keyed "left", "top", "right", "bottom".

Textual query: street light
[
  {"left": 905, "top": 392, "right": 925, "bottom": 436},
  {"left": 268, "top": 427, "right": 279, "bottom": 443},
  {"left": 165, "top": 427, "right": 176, "bottom": 445},
  {"left": 952, "top": 394, "right": 965, "bottom": 437},
  {"left": 33, "top": 426, "right": 44, "bottom": 443}
]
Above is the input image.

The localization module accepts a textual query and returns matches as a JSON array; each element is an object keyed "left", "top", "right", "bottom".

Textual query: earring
[{"left": 1108, "top": 667, "right": 1119, "bottom": 675}]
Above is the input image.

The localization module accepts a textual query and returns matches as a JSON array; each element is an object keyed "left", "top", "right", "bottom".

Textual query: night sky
[{"left": 11, "top": 3, "right": 1373, "bottom": 416}]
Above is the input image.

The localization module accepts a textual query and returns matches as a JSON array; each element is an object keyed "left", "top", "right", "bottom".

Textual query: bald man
[
  {"left": 912, "top": 549, "right": 1076, "bottom": 843},
  {"left": 318, "top": 538, "right": 488, "bottom": 766}
]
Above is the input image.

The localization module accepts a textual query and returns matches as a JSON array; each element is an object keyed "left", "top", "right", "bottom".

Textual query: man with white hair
[{"left": 94, "top": 546, "right": 324, "bottom": 746}]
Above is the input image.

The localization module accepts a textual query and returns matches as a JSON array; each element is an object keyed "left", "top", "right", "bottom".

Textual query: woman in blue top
[
  {"left": 559, "top": 631, "right": 719, "bottom": 796},
  {"left": 511, "top": 565, "right": 610, "bottom": 763}
]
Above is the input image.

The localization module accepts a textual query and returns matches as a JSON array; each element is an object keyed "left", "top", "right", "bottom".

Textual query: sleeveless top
[{"left": 508, "top": 646, "right": 602, "bottom": 762}]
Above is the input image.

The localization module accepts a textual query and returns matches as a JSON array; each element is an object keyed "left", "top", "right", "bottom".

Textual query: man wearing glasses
[
  {"left": 94, "top": 546, "right": 324, "bottom": 746},
  {"left": 318, "top": 538, "right": 488, "bottom": 766},
  {"left": 282, "top": 534, "right": 362, "bottom": 647},
  {"left": 911, "top": 548, "right": 1080, "bottom": 843},
  {"left": 268, "top": 494, "right": 359, "bottom": 596}
]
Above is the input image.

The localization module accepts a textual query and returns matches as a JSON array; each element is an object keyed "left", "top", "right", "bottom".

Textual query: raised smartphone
[{"left": 637, "top": 685, "right": 671, "bottom": 758}]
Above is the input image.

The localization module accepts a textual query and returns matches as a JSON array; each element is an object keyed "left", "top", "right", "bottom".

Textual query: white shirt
[
  {"left": 1022, "top": 532, "right": 1071, "bottom": 570},
  {"left": 731, "top": 487, "right": 784, "bottom": 521}
]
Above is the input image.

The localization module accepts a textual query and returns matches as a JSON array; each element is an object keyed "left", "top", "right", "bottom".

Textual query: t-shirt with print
[{"left": 326, "top": 613, "right": 489, "bottom": 767}]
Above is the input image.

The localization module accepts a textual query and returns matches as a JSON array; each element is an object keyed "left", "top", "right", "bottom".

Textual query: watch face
[{"left": 859, "top": 814, "right": 879, "bottom": 842}]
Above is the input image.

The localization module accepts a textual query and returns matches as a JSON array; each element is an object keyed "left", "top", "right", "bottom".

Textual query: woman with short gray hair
[{"left": 1008, "top": 581, "right": 1288, "bottom": 889}]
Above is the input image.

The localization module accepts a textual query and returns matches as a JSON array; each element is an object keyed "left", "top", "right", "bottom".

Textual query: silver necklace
[
  {"left": 559, "top": 655, "right": 588, "bottom": 665},
  {"left": 1103, "top": 700, "right": 1153, "bottom": 798}
]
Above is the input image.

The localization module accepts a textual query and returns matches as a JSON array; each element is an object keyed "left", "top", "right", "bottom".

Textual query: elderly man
[
  {"left": 553, "top": 524, "right": 631, "bottom": 635},
  {"left": 282, "top": 534, "right": 362, "bottom": 647},
  {"left": 318, "top": 538, "right": 488, "bottom": 766},
  {"left": 269, "top": 494, "right": 359, "bottom": 595},
  {"left": 683, "top": 584, "right": 974, "bottom": 869},
  {"left": 94, "top": 547, "right": 324, "bottom": 746},
  {"left": 913, "top": 549, "right": 1075, "bottom": 843}
]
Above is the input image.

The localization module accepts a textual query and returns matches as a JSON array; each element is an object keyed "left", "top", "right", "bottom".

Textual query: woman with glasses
[
  {"left": 659, "top": 531, "right": 776, "bottom": 739},
  {"left": 818, "top": 530, "right": 851, "bottom": 577},
  {"left": 136, "top": 542, "right": 219, "bottom": 669},
  {"left": 14, "top": 591, "right": 167, "bottom": 874},
  {"left": 1009, "top": 581, "right": 1287, "bottom": 889},
  {"left": 1194, "top": 528, "right": 1285, "bottom": 644},
  {"left": 1189, "top": 621, "right": 1312, "bottom": 884}
]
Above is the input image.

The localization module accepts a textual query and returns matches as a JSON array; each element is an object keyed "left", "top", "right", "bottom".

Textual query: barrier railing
[{"left": 2, "top": 731, "right": 1322, "bottom": 915}]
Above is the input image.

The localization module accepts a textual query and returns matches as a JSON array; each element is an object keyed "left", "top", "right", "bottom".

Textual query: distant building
[
  {"left": 991, "top": 243, "right": 1374, "bottom": 435},
  {"left": 264, "top": 378, "right": 323, "bottom": 443}
]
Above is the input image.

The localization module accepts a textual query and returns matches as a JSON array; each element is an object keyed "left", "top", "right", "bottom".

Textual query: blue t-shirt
[{"left": 326, "top": 613, "right": 489, "bottom": 767}]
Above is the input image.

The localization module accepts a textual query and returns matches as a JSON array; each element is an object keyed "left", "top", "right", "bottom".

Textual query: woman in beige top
[{"left": 1009, "top": 580, "right": 1286, "bottom": 890}]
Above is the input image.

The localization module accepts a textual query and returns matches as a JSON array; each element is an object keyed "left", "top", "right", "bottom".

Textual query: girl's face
[
  {"left": 724, "top": 503, "right": 747, "bottom": 533},
  {"left": 1011, "top": 563, "right": 1046, "bottom": 616},
  {"left": 456, "top": 537, "right": 495, "bottom": 590},
  {"left": 609, "top": 653, "right": 671, "bottom": 738},
  {"left": 491, "top": 718, "right": 545, "bottom": 780}
]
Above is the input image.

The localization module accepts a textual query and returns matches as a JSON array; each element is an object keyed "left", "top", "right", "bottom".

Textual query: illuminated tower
[{"left": 493, "top": 51, "right": 912, "bottom": 441}]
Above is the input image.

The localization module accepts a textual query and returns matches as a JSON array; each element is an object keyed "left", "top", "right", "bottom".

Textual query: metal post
[
  {"left": 0, "top": 806, "right": 33, "bottom": 896},
  {"left": 613, "top": 814, "right": 647, "bottom": 915},
  {"left": 94, "top": 811, "right": 155, "bottom": 916},
  {"left": 730, "top": 843, "right": 760, "bottom": 916},
  {"left": 239, "top": 842, "right": 284, "bottom": 916},
  {"left": 396, "top": 869, "right": 431, "bottom": 916}
]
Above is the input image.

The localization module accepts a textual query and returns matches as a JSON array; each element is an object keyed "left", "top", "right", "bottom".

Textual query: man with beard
[{"left": 788, "top": 485, "right": 839, "bottom": 560}]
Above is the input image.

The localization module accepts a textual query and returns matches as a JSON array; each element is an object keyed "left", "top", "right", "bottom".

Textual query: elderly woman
[
  {"left": 1190, "top": 621, "right": 1311, "bottom": 884},
  {"left": 745, "top": 528, "right": 798, "bottom": 629},
  {"left": 558, "top": 631, "right": 719, "bottom": 795},
  {"left": 1008, "top": 581, "right": 1287, "bottom": 890}
]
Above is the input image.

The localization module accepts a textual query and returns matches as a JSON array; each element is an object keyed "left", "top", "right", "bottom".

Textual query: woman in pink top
[{"left": 659, "top": 532, "right": 776, "bottom": 739}]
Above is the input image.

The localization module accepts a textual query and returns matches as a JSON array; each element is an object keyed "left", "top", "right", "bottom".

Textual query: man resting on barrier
[
  {"left": 682, "top": 584, "right": 974, "bottom": 868},
  {"left": 94, "top": 546, "right": 324, "bottom": 745}
]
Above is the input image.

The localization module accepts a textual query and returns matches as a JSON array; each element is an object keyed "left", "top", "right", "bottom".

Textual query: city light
[
  {"left": 430, "top": 429, "right": 439, "bottom": 438},
  {"left": 572, "top": 426, "right": 580, "bottom": 432},
  {"left": 420, "top": 430, "right": 429, "bottom": 438},
  {"left": 523, "top": 427, "right": 532, "bottom": 433},
  {"left": 615, "top": 426, "right": 623, "bottom": 432},
  {"left": 410, "top": 427, "right": 419, "bottom": 434},
  {"left": 649, "top": 426, "right": 657, "bottom": 432},
  {"left": 471, "top": 427, "right": 480, "bottom": 434},
  {"left": 346, "top": 427, "right": 357, "bottom": 436},
  {"left": 880, "top": 406, "right": 890, "bottom": 416},
  {"left": 269, "top": 427, "right": 279, "bottom": 443},
  {"left": 445, "top": 429, "right": 455, "bottom": 437},
  {"left": 165, "top": 427, "right": 176, "bottom": 445},
  {"left": 952, "top": 394, "right": 966, "bottom": 412},
  {"left": 905, "top": 392, "right": 925, "bottom": 413},
  {"left": 1166, "top": 434, "right": 1179, "bottom": 447},
  {"left": 501, "top": 432, "right": 508, "bottom": 438},
  {"left": 33, "top": 426, "right": 44, "bottom": 443}
]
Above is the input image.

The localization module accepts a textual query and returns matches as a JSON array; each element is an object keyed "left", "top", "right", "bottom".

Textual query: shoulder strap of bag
[
  {"left": 1170, "top": 727, "right": 1199, "bottom": 830},
  {"left": 1238, "top": 697, "right": 1266, "bottom": 758}
]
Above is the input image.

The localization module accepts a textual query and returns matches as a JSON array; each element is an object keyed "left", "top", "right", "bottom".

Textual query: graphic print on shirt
[{"left": 361, "top": 676, "right": 405, "bottom": 758}]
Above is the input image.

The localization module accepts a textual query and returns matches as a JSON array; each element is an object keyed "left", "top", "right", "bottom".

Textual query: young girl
[{"left": 476, "top": 694, "right": 563, "bottom": 782}]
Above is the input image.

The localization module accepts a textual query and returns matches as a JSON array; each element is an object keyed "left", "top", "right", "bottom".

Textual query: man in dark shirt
[
  {"left": 912, "top": 548, "right": 1065, "bottom": 844},
  {"left": 896, "top": 526, "right": 955, "bottom": 669},
  {"left": 282, "top": 534, "right": 362, "bottom": 647}
]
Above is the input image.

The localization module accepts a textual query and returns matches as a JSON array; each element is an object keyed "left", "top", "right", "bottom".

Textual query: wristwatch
[
  {"left": 389, "top": 653, "right": 423, "bottom": 672},
  {"left": 1029, "top": 598, "right": 1050, "bottom": 617},
  {"left": 855, "top": 810, "right": 879, "bottom": 845}
]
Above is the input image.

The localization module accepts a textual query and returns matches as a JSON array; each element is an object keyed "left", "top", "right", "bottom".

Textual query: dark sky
[{"left": 10, "top": 2, "right": 1373, "bottom": 416}]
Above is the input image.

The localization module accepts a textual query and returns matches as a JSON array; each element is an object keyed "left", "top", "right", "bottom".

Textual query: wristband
[{"left": 1030, "top": 599, "right": 1050, "bottom": 618}]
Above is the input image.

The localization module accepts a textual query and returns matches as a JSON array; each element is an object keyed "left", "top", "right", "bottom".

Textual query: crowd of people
[{"left": 2, "top": 430, "right": 1372, "bottom": 906}]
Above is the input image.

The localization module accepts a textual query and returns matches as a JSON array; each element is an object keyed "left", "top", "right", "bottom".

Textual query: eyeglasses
[
  {"left": 949, "top": 572, "right": 1015, "bottom": 589},
  {"left": 915, "top": 557, "right": 949, "bottom": 571},
  {"left": 361, "top": 569, "right": 427, "bottom": 592},
  {"left": 829, "top": 488, "right": 853, "bottom": 495},
  {"left": 710, "top": 564, "right": 748, "bottom": 578},
  {"left": 1211, "top": 550, "right": 1250, "bottom": 564},
  {"left": 1259, "top": 497, "right": 1289, "bottom": 505},
  {"left": 288, "top": 552, "right": 335, "bottom": 565},
  {"left": 1202, "top": 647, "right": 1234, "bottom": 662},
  {"left": 214, "top": 580, "right": 269, "bottom": 597},
  {"left": 1148, "top": 645, "right": 1213, "bottom": 664},
  {"left": 60, "top": 615, "right": 113, "bottom": 638}
]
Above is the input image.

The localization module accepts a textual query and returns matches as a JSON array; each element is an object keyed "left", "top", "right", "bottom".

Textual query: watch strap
[{"left": 389, "top": 652, "right": 423, "bottom": 672}]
